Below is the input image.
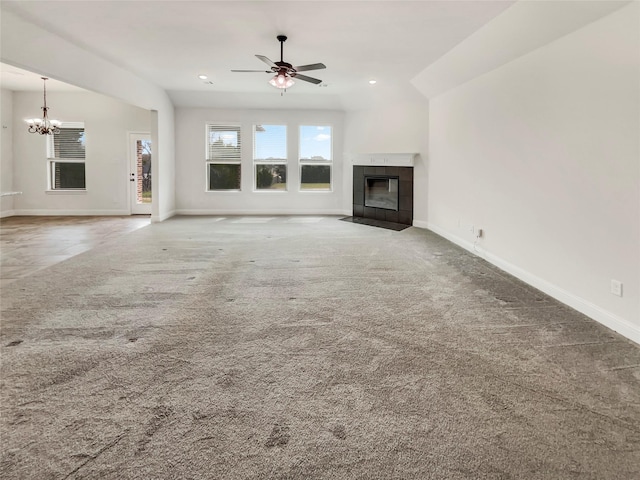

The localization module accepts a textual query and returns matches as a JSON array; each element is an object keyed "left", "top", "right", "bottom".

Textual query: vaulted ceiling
[{"left": 0, "top": 1, "right": 630, "bottom": 110}]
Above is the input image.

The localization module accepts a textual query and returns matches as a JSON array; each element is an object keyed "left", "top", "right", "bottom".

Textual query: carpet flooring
[{"left": 1, "top": 216, "right": 639, "bottom": 479}]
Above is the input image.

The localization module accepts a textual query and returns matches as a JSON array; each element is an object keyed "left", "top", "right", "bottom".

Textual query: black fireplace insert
[{"left": 353, "top": 166, "right": 413, "bottom": 225}]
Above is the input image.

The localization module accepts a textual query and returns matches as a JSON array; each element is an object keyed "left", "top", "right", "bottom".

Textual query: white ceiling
[
  {"left": 1, "top": 0, "right": 514, "bottom": 108},
  {"left": 0, "top": 64, "right": 86, "bottom": 92},
  {"left": 0, "top": 1, "right": 630, "bottom": 110}
]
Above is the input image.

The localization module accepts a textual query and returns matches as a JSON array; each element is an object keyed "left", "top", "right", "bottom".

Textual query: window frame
[
  {"left": 205, "top": 123, "right": 242, "bottom": 192},
  {"left": 298, "top": 125, "right": 333, "bottom": 192},
  {"left": 253, "top": 124, "right": 288, "bottom": 192},
  {"left": 46, "top": 122, "right": 86, "bottom": 191}
]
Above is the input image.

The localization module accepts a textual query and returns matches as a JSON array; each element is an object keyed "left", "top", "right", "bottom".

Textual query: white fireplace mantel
[{"left": 351, "top": 153, "right": 416, "bottom": 167}]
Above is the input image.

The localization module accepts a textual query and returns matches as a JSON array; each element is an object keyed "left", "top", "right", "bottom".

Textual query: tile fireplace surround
[{"left": 352, "top": 165, "right": 414, "bottom": 225}]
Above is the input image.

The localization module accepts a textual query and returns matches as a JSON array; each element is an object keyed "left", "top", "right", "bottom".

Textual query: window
[
  {"left": 47, "top": 122, "right": 86, "bottom": 190},
  {"left": 253, "top": 124, "right": 287, "bottom": 191},
  {"left": 299, "top": 125, "right": 332, "bottom": 191},
  {"left": 206, "top": 124, "right": 241, "bottom": 190}
]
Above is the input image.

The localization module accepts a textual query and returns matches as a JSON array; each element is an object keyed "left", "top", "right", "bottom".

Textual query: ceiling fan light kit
[
  {"left": 231, "top": 35, "right": 325, "bottom": 93},
  {"left": 269, "top": 73, "right": 294, "bottom": 89}
]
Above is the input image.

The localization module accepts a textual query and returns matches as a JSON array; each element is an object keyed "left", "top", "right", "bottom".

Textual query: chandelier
[{"left": 26, "top": 77, "right": 61, "bottom": 135}]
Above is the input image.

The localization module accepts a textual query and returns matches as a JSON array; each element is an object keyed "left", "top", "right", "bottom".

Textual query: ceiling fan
[{"left": 231, "top": 35, "right": 325, "bottom": 90}]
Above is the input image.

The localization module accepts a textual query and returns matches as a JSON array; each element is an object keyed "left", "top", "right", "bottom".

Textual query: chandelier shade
[{"left": 26, "top": 77, "right": 61, "bottom": 135}]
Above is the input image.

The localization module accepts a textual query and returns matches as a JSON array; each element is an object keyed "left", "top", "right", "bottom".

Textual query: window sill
[{"left": 46, "top": 190, "right": 87, "bottom": 195}]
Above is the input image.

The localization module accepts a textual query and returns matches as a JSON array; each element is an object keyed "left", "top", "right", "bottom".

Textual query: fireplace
[
  {"left": 353, "top": 166, "right": 413, "bottom": 225},
  {"left": 365, "top": 176, "right": 399, "bottom": 211}
]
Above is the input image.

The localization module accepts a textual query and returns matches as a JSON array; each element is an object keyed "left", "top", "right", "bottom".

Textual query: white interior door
[{"left": 129, "top": 133, "right": 152, "bottom": 215}]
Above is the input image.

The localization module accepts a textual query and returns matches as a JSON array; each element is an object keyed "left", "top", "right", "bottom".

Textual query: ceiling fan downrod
[{"left": 277, "top": 35, "right": 287, "bottom": 63}]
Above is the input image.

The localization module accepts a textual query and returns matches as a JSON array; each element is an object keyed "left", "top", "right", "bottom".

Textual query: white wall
[
  {"left": 1, "top": 9, "right": 175, "bottom": 222},
  {"left": 343, "top": 86, "right": 429, "bottom": 219},
  {"left": 175, "top": 108, "right": 345, "bottom": 215},
  {"left": 1, "top": 89, "right": 14, "bottom": 216},
  {"left": 426, "top": 4, "right": 640, "bottom": 342},
  {"left": 150, "top": 108, "right": 176, "bottom": 221},
  {"left": 11, "top": 91, "right": 150, "bottom": 215}
]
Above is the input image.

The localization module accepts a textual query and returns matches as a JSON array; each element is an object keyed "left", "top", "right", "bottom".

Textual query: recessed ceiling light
[
  {"left": 198, "top": 74, "right": 208, "bottom": 80},
  {"left": 369, "top": 80, "right": 377, "bottom": 85}
]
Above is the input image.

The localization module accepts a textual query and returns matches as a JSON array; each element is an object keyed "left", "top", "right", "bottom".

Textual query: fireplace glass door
[{"left": 364, "top": 176, "right": 399, "bottom": 211}]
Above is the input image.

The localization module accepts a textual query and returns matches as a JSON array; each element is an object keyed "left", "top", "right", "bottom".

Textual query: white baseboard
[
  {"left": 174, "top": 209, "right": 348, "bottom": 216},
  {"left": 413, "top": 219, "right": 429, "bottom": 229},
  {"left": 423, "top": 222, "right": 640, "bottom": 345},
  {"left": 7, "top": 209, "right": 350, "bottom": 220},
  {"left": 153, "top": 209, "right": 176, "bottom": 223},
  {"left": 13, "top": 209, "right": 131, "bottom": 216}
]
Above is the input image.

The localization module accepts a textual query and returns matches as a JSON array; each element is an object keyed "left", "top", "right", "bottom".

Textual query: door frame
[{"left": 128, "top": 132, "right": 152, "bottom": 215}]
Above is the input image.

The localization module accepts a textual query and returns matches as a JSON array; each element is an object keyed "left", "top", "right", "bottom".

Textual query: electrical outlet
[{"left": 610, "top": 279, "right": 623, "bottom": 297}]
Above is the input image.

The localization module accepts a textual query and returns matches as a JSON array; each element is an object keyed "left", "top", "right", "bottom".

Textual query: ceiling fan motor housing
[{"left": 274, "top": 62, "right": 293, "bottom": 72}]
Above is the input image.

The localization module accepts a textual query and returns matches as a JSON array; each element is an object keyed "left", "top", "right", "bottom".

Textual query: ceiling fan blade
[
  {"left": 294, "top": 63, "right": 326, "bottom": 72},
  {"left": 292, "top": 73, "right": 322, "bottom": 85},
  {"left": 256, "top": 55, "right": 276, "bottom": 68},
  {"left": 231, "top": 69, "right": 271, "bottom": 73}
]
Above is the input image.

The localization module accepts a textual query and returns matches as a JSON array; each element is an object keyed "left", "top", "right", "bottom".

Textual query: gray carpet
[{"left": 1, "top": 216, "right": 639, "bottom": 479}]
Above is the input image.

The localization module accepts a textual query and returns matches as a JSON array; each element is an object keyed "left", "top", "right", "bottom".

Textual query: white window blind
[
  {"left": 47, "top": 122, "right": 85, "bottom": 160},
  {"left": 253, "top": 125, "right": 287, "bottom": 162},
  {"left": 207, "top": 125, "right": 241, "bottom": 162}
]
